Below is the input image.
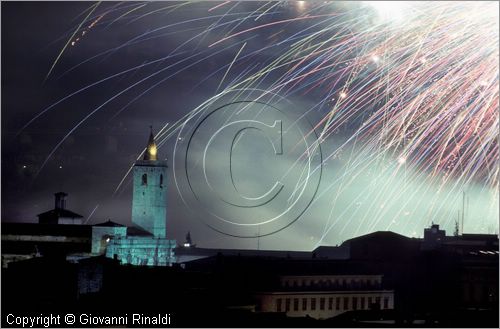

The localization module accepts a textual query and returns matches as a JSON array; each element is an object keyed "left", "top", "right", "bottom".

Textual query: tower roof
[{"left": 143, "top": 126, "right": 158, "bottom": 161}]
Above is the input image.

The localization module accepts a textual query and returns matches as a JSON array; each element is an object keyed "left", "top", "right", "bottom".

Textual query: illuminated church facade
[{"left": 92, "top": 128, "right": 176, "bottom": 266}]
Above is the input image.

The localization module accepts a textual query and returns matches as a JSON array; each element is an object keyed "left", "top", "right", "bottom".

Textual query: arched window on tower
[
  {"left": 142, "top": 173, "right": 147, "bottom": 186},
  {"left": 160, "top": 174, "right": 163, "bottom": 188}
]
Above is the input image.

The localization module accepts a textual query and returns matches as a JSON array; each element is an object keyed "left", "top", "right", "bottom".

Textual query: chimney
[{"left": 54, "top": 192, "right": 68, "bottom": 210}]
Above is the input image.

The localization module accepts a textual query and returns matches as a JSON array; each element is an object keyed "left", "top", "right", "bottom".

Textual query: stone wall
[{"left": 106, "top": 236, "right": 176, "bottom": 266}]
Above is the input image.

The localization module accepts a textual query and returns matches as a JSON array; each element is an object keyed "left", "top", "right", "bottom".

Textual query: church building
[{"left": 92, "top": 128, "right": 176, "bottom": 266}]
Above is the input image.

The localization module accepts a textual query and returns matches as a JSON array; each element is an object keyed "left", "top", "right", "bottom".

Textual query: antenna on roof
[{"left": 461, "top": 190, "right": 465, "bottom": 234}]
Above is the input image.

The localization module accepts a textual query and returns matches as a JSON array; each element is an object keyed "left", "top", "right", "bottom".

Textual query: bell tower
[{"left": 131, "top": 127, "right": 167, "bottom": 238}]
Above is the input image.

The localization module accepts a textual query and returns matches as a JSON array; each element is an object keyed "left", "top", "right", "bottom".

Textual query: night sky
[{"left": 2, "top": 1, "right": 498, "bottom": 250}]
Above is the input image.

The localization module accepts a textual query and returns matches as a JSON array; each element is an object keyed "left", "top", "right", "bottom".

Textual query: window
[
  {"left": 141, "top": 173, "right": 147, "bottom": 186},
  {"left": 343, "top": 297, "right": 349, "bottom": 310},
  {"left": 293, "top": 298, "right": 299, "bottom": 311},
  {"left": 285, "top": 299, "right": 290, "bottom": 312},
  {"left": 368, "top": 297, "right": 373, "bottom": 309},
  {"left": 311, "top": 298, "right": 316, "bottom": 310},
  {"left": 276, "top": 299, "right": 282, "bottom": 312},
  {"left": 328, "top": 297, "right": 333, "bottom": 310},
  {"left": 160, "top": 174, "right": 163, "bottom": 188},
  {"left": 302, "top": 298, "right": 307, "bottom": 310},
  {"left": 375, "top": 297, "right": 381, "bottom": 308},
  {"left": 352, "top": 297, "right": 358, "bottom": 310},
  {"left": 383, "top": 297, "right": 389, "bottom": 309},
  {"left": 360, "top": 297, "right": 365, "bottom": 310},
  {"left": 320, "top": 298, "right": 325, "bottom": 310},
  {"left": 336, "top": 297, "right": 340, "bottom": 310}
]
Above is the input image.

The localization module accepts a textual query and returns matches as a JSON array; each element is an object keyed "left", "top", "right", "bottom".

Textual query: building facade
[
  {"left": 131, "top": 129, "right": 168, "bottom": 238},
  {"left": 257, "top": 274, "right": 394, "bottom": 319},
  {"left": 96, "top": 128, "right": 176, "bottom": 266}
]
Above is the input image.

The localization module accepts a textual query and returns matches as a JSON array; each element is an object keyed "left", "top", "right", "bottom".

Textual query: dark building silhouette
[
  {"left": 2, "top": 221, "right": 498, "bottom": 327},
  {"left": 1, "top": 128, "right": 498, "bottom": 326},
  {"left": 37, "top": 192, "right": 83, "bottom": 225}
]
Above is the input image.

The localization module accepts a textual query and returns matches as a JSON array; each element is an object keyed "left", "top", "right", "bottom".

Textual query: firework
[{"left": 15, "top": 1, "right": 499, "bottom": 244}]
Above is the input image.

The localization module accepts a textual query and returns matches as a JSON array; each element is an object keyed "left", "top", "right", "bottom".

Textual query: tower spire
[{"left": 144, "top": 126, "right": 158, "bottom": 161}]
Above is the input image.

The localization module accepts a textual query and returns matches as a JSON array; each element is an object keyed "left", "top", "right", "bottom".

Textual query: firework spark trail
[
  {"left": 20, "top": 11, "right": 280, "bottom": 138},
  {"left": 220, "top": 16, "right": 492, "bottom": 215},
  {"left": 29, "top": 2, "right": 499, "bottom": 239},
  {"left": 43, "top": 2, "right": 101, "bottom": 83},
  {"left": 103, "top": 2, "right": 147, "bottom": 29},
  {"left": 208, "top": 13, "right": 342, "bottom": 48},
  {"left": 84, "top": 204, "right": 100, "bottom": 225},
  {"left": 190, "top": 61, "right": 260, "bottom": 94},
  {"left": 208, "top": 1, "right": 231, "bottom": 12},
  {"left": 17, "top": 52, "right": 186, "bottom": 137},
  {"left": 36, "top": 36, "right": 251, "bottom": 177},
  {"left": 194, "top": 2, "right": 242, "bottom": 53},
  {"left": 110, "top": 71, "right": 275, "bottom": 195},
  {"left": 216, "top": 42, "right": 247, "bottom": 92},
  {"left": 107, "top": 35, "right": 257, "bottom": 122},
  {"left": 113, "top": 123, "right": 170, "bottom": 196},
  {"left": 126, "top": 2, "right": 191, "bottom": 25},
  {"left": 39, "top": 2, "right": 131, "bottom": 53},
  {"left": 207, "top": 1, "right": 498, "bottom": 200},
  {"left": 57, "top": 10, "right": 268, "bottom": 79},
  {"left": 316, "top": 139, "right": 465, "bottom": 245},
  {"left": 254, "top": 1, "right": 282, "bottom": 21}
]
